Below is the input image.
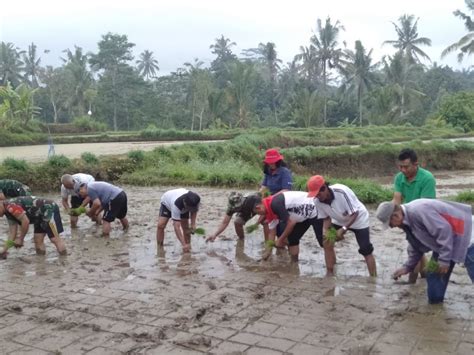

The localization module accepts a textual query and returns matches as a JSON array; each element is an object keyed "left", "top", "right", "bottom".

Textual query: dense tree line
[{"left": 1, "top": 1, "right": 474, "bottom": 132}]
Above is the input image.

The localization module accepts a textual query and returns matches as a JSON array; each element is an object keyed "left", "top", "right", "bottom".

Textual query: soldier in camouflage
[
  {"left": 0, "top": 196, "right": 67, "bottom": 258},
  {"left": 0, "top": 179, "right": 31, "bottom": 200},
  {"left": 206, "top": 191, "right": 262, "bottom": 242}
]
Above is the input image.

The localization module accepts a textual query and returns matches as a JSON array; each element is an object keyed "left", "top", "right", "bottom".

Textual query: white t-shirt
[
  {"left": 314, "top": 184, "right": 369, "bottom": 229},
  {"left": 268, "top": 191, "right": 320, "bottom": 229},
  {"left": 61, "top": 173, "right": 95, "bottom": 198},
  {"left": 161, "top": 188, "right": 189, "bottom": 220}
]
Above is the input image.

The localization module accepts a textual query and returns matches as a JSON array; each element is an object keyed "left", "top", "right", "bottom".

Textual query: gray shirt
[
  {"left": 402, "top": 199, "right": 472, "bottom": 270},
  {"left": 61, "top": 173, "right": 95, "bottom": 198},
  {"left": 86, "top": 182, "right": 122, "bottom": 208}
]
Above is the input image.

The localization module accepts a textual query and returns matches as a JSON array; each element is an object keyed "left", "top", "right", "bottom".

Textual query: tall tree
[
  {"left": 294, "top": 45, "right": 319, "bottom": 88},
  {"left": 311, "top": 17, "right": 346, "bottom": 125},
  {"left": 183, "top": 58, "right": 212, "bottom": 131},
  {"left": 226, "top": 61, "right": 257, "bottom": 128},
  {"left": 210, "top": 35, "right": 237, "bottom": 88},
  {"left": 89, "top": 33, "right": 135, "bottom": 130},
  {"left": 341, "top": 40, "right": 378, "bottom": 126},
  {"left": 136, "top": 50, "right": 159, "bottom": 80},
  {"left": 383, "top": 52, "right": 425, "bottom": 121},
  {"left": 441, "top": 0, "right": 474, "bottom": 62},
  {"left": 23, "top": 42, "right": 41, "bottom": 88},
  {"left": 38, "top": 66, "right": 72, "bottom": 123},
  {"left": 62, "top": 46, "right": 92, "bottom": 117},
  {"left": 243, "top": 42, "right": 282, "bottom": 123},
  {"left": 383, "top": 14, "right": 432, "bottom": 64},
  {"left": 0, "top": 42, "right": 24, "bottom": 87}
]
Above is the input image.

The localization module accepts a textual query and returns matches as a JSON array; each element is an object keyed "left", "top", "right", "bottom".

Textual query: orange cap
[{"left": 307, "top": 175, "right": 325, "bottom": 197}]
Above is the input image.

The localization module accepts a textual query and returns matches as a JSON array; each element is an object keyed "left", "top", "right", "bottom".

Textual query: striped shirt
[{"left": 315, "top": 183, "right": 369, "bottom": 229}]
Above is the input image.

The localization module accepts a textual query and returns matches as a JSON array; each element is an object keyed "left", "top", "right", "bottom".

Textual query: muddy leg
[
  {"left": 156, "top": 216, "right": 168, "bottom": 248},
  {"left": 33, "top": 233, "right": 47, "bottom": 255},
  {"left": 70, "top": 215, "right": 79, "bottom": 229},
  {"left": 234, "top": 222, "right": 245, "bottom": 240},
  {"left": 323, "top": 241, "right": 336, "bottom": 276},
  {"left": 120, "top": 217, "right": 129, "bottom": 231},
  {"left": 288, "top": 245, "right": 299, "bottom": 262},
  {"left": 50, "top": 236, "right": 67, "bottom": 255},
  {"left": 364, "top": 254, "right": 377, "bottom": 277},
  {"left": 102, "top": 221, "right": 112, "bottom": 237}
]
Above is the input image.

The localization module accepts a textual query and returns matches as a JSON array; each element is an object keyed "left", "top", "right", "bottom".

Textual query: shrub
[
  {"left": 48, "top": 155, "right": 71, "bottom": 168},
  {"left": 81, "top": 152, "right": 99, "bottom": 164},
  {"left": 72, "top": 116, "right": 107, "bottom": 132},
  {"left": 128, "top": 150, "right": 145, "bottom": 164},
  {"left": 2, "top": 157, "right": 29, "bottom": 171}
]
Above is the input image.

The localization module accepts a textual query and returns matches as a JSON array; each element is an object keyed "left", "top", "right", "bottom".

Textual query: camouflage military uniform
[
  {"left": 2, "top": 196, "right": 63, "bottom": 238},
  {"left": 225, "top": 192, "right": 260, "bottom": 224},
  {"left": 0, "top": 179, "right": 31, "bottom": 198}
]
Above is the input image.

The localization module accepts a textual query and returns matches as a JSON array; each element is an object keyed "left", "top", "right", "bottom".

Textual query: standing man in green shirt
[{"left": 393, "top": 148, "right": 436, "bottom": 283}]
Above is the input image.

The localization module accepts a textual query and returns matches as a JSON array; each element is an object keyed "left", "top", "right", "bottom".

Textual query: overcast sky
[{"left": 1, "top": 0, "right": 472, "bottom": 75}]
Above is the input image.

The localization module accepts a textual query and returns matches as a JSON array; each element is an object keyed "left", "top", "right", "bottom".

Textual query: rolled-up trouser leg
[{"left": 426, "top": 256, "right": 455, "bottom": 304}]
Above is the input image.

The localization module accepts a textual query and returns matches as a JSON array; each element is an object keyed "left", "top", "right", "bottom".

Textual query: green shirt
[{"left": 394, "top": 167, "right": 436, "bottom": 203}]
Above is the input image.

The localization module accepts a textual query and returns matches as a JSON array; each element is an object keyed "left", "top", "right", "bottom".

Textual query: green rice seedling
[
  {"left": 4, "top": 240, "right": 16, "bottom": 249},
  {"left": 69, "top": 206, "right": 87, "bottom": 216},
  {"left": 265, "top": 240, "right": 276, "bottom": 249},
  {"left": 194, "top": 227, "right": 206, "bottom": 235},
  {"left": 245, "top": 223, "right": 259, "bottom": 234},
  {"left": 325, "top": 227, "right": 337, "bottom": 244},
  {"left": 425, "top": 258, "right": 439, "bottom": 273}
]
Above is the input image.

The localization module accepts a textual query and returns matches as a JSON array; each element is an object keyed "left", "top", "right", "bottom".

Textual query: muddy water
[
  {"left": 0, "top": 186, "right": 472, "bottom": 353},
  {"left": 0, "top": 140, "right": 222, "bottom": 163}
]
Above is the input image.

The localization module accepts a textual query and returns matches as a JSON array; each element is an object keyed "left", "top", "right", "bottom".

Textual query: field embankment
[{"left": 2, "top": 128, "right": 474, "bottom": 205}]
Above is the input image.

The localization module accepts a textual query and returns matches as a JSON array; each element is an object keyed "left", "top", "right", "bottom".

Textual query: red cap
[
  {"left": 264, "top": 148, "right": 284, "bottom": 164},
  {"left": 307, "top": 175, "right": 325, "bottom": 197}
]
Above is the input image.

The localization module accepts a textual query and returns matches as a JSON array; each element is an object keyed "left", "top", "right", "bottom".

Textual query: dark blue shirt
[{"left": 262, "top": 167, "right": 293, "bottom": 195}]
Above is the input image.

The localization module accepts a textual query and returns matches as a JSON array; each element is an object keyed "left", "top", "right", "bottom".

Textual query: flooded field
[
  {"left": 0, "top": 186, "right": 472, "bottom": 354},
  {"left": 0, "top": 140, "right": 222, "bottom": 163}
]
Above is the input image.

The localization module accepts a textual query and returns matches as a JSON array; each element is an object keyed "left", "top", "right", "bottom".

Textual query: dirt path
[
  {"left": 0, "top": 140, "right": 222, "bottom": 163},
  {"left": 0, "top": 186, "right": 472, "bottom": 354}
]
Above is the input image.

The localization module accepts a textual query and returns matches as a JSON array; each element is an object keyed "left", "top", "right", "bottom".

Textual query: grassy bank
[
  {"left": 2, "top": 125, "right": 472, "bottom": 147},
  {"left": 2, "top": 132, "right": 473, "bottom": 205}
]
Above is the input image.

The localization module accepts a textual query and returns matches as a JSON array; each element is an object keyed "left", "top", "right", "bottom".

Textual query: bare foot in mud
[
  {"left": 36, "top": 249, "right": 46, "bottom": 256},
  {"left": 0, "top": 251, "right": 8, "bottom": 260}
]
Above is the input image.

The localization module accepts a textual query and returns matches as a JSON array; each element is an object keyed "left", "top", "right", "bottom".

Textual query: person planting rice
[
  {"left": 60, "top": 173, "right": 96, "bottom": 228},
  {"left": 206, "top": 192, "right": 262, "bottom": 242},
  {"left": 376, "top": 199, "right": 474, "bottom": 304},
  {"left": 254, "top": 191, "right": 330, "bottom": 270},
  {"left": 307, "top": 175, "right": 377, "bottom": 277},
  {"left": 0, "top": 179, "right": 31, "bottom": 200},
  {"left": 79, "top": 181, "right": 129, "bottom": 237},
  {"left": 156, "top": 188, "right": 201, "bottom": 253},
  {"left": 0, "top": 196, "right": 67, "bottom": 258},
  {"left": 392, "top": 148, "right": 436, "bottom": 283}
]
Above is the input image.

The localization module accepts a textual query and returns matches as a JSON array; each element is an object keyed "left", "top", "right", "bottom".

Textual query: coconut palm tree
[
  {"left": 23, "top": 42, "right": 41, "bottom": 87},
  {"left": 243, "top": 42, "right": 282, "bottom": 122},
  {"left": 441, "top": 0, "right": 474, "bottom": 63},
  {"left": 311, "top": 17, "right": 346, "bottom": 126},
  {"left": 383, "top": 14, "right": 432, "bottom": 64},
  {"left": 341, "top": 41, "right": 378, "bottom": 126},
  {"left": 210, "top": 35, "right": 237, "bottom": 88},
  {"left": 383, "top": 52, "right": 425, "bottom": 121},
  {"left": 0, "top": 42, "right": 25, "bottom": 87},
  {"left": 136, "top": 50, "right": 159, "bottom": 80},
  {"left": 62, "top": 46, "right": 92, "bottom": 117}
]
